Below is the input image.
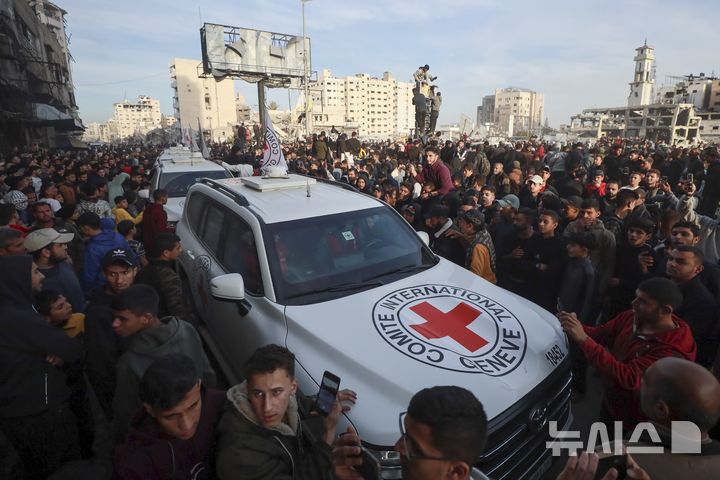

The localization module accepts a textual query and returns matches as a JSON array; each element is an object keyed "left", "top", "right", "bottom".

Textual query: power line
[{"left": 76, "top": 72, "right": 166, "bottom": 87}]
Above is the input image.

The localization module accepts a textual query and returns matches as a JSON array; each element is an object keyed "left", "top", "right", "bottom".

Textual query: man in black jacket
[
  {"left": 666, "top": 246, "right": 719, "bottom": 368},
  {"left": 136, "top": 232, "right": 189, "bottom": 319},
  {"left": 84, "top": 248, "right": 138, "bottom": 421},
  {"left": 0, "top": 255, "right": 83, "bottom": 479},
  {"left": 424, "top": 204, "right": 465, "bottom": 266}
]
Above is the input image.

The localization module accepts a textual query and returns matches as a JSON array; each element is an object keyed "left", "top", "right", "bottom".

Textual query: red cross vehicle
[{"left": 177, "top": 173, "right": 571, "bottom": 480}]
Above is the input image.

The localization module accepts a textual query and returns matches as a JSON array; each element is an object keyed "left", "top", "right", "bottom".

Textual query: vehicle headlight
[{"left": 366, "top": 448, "right": 402, "bottom": 479}]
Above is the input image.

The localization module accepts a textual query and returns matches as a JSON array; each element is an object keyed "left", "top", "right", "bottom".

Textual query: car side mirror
[
  {"left": 417, "top": 230, "right": 430, "bottom": 246},
  {"left": 211, "top": 273, "right": 252, "bottom": 316}
]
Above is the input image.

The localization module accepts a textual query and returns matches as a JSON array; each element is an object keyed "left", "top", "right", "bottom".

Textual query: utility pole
[{"left": 302, "top": 0, "right": 311, "bottom": 138}]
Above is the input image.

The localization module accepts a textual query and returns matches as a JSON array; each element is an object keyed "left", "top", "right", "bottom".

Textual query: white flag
[
  {"left": 260, "top": 106, "right": 287, "bottom": 173},
  {"left": 198, "top": 118, "right": 210, "bottom": 159}
]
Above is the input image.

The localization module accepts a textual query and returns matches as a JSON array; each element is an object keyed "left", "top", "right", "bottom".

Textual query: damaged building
[
  {"left": 0, "top": 0, "right": 83, "bottom": 151},
  {"left": 569, "top": 42, "right": 713, "bottom": 145}
]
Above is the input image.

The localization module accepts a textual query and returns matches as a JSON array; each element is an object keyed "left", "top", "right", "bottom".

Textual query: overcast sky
[{"left": 64, "top": 0, "right": 719, "bottom": 127}]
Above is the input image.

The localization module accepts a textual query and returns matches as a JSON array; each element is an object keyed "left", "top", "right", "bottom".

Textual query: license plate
[{"left": 526, "top": 456, "right": 552, "bottom": 480}]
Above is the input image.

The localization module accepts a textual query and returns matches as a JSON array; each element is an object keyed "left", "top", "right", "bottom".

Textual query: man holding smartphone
[{"left": 216, "top": 345, "right": 357, "bottom": 480}]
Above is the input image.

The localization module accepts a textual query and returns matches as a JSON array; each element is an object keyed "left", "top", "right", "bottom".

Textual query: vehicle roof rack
[
  {"left": 300, "top": 174, "right": 359, "bottom": 193},
  {"left": 199, "top": 178, "right": 249, "bottom": 207}
]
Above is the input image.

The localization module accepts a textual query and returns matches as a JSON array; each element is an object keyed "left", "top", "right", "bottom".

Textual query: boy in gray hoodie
[{"left": 110, "top": 284, "right": 215, "bottom": 443}]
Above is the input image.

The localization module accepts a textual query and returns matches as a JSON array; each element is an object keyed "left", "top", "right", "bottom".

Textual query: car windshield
[
  {"left": 160, "top": 170, "right": 232, "bottom": 198},
  {"left": 264, "top": 206, "right": 437, "bottom": 305}
]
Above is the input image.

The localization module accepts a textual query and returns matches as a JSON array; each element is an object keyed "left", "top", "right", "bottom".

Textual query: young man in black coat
[{"left": 0, "top": 256, "right": 83, "bottom": 479}]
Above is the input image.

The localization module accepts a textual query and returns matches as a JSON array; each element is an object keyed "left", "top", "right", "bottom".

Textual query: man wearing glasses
[{"left": 395, "top": 386, "right": 490, "bottom": 480}]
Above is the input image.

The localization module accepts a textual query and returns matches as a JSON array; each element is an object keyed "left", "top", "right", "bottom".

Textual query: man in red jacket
[
  {"left": 142, "top": 189, "right": 169, "bottom": 257},
  {"left": 558, "top": 277, "right": 696, "bottom": 431},
  {"left": 408, "top": 146, "right": 455, "bottom": 196}
]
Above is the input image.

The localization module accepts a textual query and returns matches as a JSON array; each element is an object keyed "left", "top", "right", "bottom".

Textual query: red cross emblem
[{"left": 409, "top": 301, "right": 488, "bottom": 352}]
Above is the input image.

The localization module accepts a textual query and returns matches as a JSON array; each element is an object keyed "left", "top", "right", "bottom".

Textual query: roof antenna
[{"left": 306, "top": 178, "right": 311, "bottom": 197}]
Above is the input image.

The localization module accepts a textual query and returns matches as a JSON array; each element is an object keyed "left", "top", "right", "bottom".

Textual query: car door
[{"left": 185, "top": 196, "right": 286, "bottom": 380}]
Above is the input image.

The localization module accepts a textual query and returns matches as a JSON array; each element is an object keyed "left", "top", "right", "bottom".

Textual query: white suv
[
  {"left": 147, "top": 148, "right": 232, "bottom": 228},
  {"left": 176, "top": 174, "right": 572, "bottom": 480}
]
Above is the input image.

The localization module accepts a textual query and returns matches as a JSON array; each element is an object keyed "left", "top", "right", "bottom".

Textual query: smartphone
[
  {"left": 640, "top": 244, "right": 654, "bottom": 256},
  {"left": 595, "top": 455, "right": 627, "bottom": 480},
  {"left": 686, "top": 173, "right": 694, "bottom": 183},
  {"left": 357, "top": 447, "right": 382, "bottom": 480},
  {"left": 661, "top": 176, "right": 668, "bottom": 184},
  {"left": 314, "top": 371, "right": 340, "bottom": 417}
]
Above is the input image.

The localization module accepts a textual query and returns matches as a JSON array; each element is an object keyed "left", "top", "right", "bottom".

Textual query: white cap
[{"left": 24, "top": 228, "right": 74, "bottom": 253}]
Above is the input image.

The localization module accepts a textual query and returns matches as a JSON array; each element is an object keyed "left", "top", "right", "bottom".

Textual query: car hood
[
  {"left": 165, "top": 198, "right": 185, "bottom": 222},
  {"left": 285, "top": 258, "right": 568, "bottom": 447}
]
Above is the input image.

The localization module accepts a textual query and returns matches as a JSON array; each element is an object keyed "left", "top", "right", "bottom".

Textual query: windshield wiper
[
  {"left": 285, "top": 281, "right": 384, "bottom": 300},
  {"left": 363, "top": 263, "right": 434, "bottom": 282}
]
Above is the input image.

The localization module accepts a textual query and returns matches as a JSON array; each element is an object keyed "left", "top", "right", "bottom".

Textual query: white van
[
  {"left": 176, "top": 174, "right": 572, "bottom": 480},
  {"left": 147, "top": 148, "right": 232, "bottom": 229}
]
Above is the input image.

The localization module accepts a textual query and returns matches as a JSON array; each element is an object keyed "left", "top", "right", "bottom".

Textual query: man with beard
[
  {"left": 24, "top": 228, "right": 85, "bottom": 312},
  {"left": 424, "top": 204, "right": 464, "bottom": 266},
  {"left": 497, "top": 208, "right": 540, "bottom": 297},
  {"left": 478, "top": 186, "right": 498, "bottom": 225},
  {"left": 30, "top": 201, "right": 84, "bottom": 273},
  {"left": 601, "top": 180, "right": 621, "bottom": 216},
  {"left": 487, "top": 162, "right": 511, "bottom": 196}
]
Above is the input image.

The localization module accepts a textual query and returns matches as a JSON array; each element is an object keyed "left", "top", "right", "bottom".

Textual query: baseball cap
[
  {"left": 496, "top": 194, "right": 520, "bottom": 210},
  {"left": 527, "top": 174, "right": 544, "bottom": 185},
  {"left": 24, "top": 228, "right": 74, "bottom": 253},
  {"left": 459, "top": 209, "right": 485, "bottom": 230},
  {"left": 101, "top": 248, "right": 137, "bottom": 268}
]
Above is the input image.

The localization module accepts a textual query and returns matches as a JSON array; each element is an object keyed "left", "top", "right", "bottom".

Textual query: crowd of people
[{"left": 1, "top": 134, "right": 720, "bottom": 480}]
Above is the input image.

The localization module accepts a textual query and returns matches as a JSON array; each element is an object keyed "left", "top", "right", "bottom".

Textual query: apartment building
[
  {"left": 309, "top": 69, "right": 414, "bottom": 137},
  {"left": 112, "top": 95, "right": 162, "bottom": 139},
  {"left": 170, "top": 58, "right": 236, "bottom": 141}
]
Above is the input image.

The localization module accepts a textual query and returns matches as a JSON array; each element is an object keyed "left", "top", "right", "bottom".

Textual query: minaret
[{"left": 628, "top": 40, "right": 655, "bottom": 107}]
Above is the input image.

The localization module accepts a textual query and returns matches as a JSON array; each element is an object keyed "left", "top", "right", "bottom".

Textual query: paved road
[{"left": 543, "top": 367, "right": 604, "bottom": 479}]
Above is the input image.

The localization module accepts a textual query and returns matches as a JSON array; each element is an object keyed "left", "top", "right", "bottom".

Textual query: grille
[{"left": 477, "top": 358, "right": 572, "bottom": 480}]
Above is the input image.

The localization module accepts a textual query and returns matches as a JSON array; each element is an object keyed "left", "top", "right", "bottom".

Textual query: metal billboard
[{"left": 201, "top": 23, "right": 310, "bottom": 86}]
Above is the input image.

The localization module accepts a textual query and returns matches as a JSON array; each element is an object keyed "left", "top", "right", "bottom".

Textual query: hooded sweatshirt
[
  {"left": 215, "top": 381, "right": 335, "bottom": 480},
  {"left": 113, "top": 316, "right": 215, "bottom": 443},
  {"left": 82, "top": 217, "right": 133, "bottom": 293},
  {"left": 108, "top": 172, "right": 130, "bottom": 208},
  {"left": 581, "top": 310, "right": 696, "bottom": 429},
  {"left": 0, "top": 256, "right": 83, "bottom": 418},
  {"left": 113, "top": 386, "right": 226, "bottom": 480}
]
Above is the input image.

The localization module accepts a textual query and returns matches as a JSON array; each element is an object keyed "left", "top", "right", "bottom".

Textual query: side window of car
[
  {"left": 201, "top": 203, "right": 225, "bottom": 257},
  {"left": 186, "top": 192, "right": 206, "bottom": 232},
  {"left": 221, "top": 216, "right": 264, "bottom": 295}
]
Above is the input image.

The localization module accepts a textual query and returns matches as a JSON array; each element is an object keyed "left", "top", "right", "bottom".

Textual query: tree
[{"left": 268, "top": 101, "right": 279, "bottom": 110}]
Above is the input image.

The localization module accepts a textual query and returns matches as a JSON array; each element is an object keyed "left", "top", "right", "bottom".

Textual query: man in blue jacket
[
  {"left": 0, "top": 255, "right": 83, "bottom": 479},
  {"left": 77, "top": 211, "right": 133, "bottom": 294}
]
